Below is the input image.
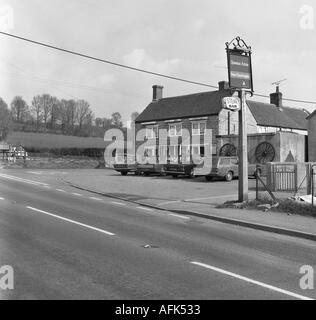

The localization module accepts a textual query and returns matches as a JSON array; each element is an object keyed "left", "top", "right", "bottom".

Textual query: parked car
[
  {"left": 164, "top": 163, "right": 196, "bottom": 178},
  {"left": 204, "top": 156, "right": 260, "bottom": 182},
  {"left": 113, "top": 154, "right": 137, "bottom": 176},
  {"left": 136, "top": 163, "right": 164, "bottom": 176}
]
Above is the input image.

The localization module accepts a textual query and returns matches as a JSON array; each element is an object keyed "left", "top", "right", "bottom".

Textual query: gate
[{"left": 267, "top": 163, "right": 297, "bottom": 192}]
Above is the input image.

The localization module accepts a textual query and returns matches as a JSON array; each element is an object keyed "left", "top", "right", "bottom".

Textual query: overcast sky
[{"left": 1, "top": 0, "right": 316, "bottom": 123}]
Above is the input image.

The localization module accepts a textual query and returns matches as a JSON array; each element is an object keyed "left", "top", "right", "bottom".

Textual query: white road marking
[
  {"left": 0, "top": 173, "right": 49, "bottom": 186},
  {"left": 168, "top": 213, "right": 190, "bottom": 220},
  {"left": 111, "top": 201, "right": 126, "bottom": 206},
  {"left": 55, "top": 189, "right": 66, "bottom": 193},
  {"left": 0, "top": 197, "right": 4, "bottom": 200},
  {"left": 89, "top": 197, "right": 102, "bottom": 201},
  {"left": 190, "top": 261, "right": 314, "bottom": 301},
  {"left": 27, "top": 206, "right": 115, "bottom": 236},
  {"left": 71, "top": 193, "right": 83, "bottom": 197},
  {"left": 136, "top": 206, "right": 153, "bottom": 212}
]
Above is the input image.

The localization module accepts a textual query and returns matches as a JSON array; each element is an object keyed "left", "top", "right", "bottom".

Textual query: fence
[{"left": 255, "top": 162, "right": 316, "bottom": 207}]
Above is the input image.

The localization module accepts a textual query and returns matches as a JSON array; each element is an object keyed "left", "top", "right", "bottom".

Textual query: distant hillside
[{"left": 7, "top": 131, "right": 107, "bottom": 149}]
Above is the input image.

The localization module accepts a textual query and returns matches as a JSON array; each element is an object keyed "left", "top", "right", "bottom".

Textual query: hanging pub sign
[
  {"left": 226, "top": 37, "right": 253, "bottom": 92},
  {"left": 222, "top": 96, "right": 240, "bottom": 112}
]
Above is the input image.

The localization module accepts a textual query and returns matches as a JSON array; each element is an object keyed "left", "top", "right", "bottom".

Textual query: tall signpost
[{"left": 225, "top": 37, "right": 253, "bottom": 202}]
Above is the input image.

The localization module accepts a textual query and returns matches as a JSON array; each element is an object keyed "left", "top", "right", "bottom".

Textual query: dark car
[{"left": 113, "top": 154, "right": 137, "bottom": 176}]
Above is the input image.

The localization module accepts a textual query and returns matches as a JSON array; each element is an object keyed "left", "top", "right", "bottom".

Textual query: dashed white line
[
  {"left": 111, "top": 201, "right": 126, "bottom": 206},
  {"left": 71, "top": 193, "right": 83, "bottom": 197},
  {"left": 0, "top": 173, "right": 49, "bottom": 186},
  {"left": 0, "top": 197, "right": 4, "bottom": 200},
  {"left": 55, "top": 189, "right": 66, "bottom": 193},
  {"left": 89, "top": 197, "right": 102, "bottom": 201},
  {"left": 168, "top": 213, "right": 190, "bottom": 220},
  {"left": 26, "top": 206, "right": 115, "bottom": 236},
  {"left": 190, "top": 261, "right": 314, "bottom": 301},
  {"left": 136, "top": 206, "right": 153, "bottom": 212}
]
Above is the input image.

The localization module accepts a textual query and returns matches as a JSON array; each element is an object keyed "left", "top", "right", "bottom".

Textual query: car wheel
[
  {"left": 188, "top": 169, "right": 195, "bottom": 178},
  {"left": 225, "top": 171, "right": 233, "bottom": 182},
  {"left": 120, "top": 171, "right": 128, "bottom": 176}
]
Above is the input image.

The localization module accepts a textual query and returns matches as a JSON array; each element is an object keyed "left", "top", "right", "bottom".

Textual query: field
[{"left": 7, "top": 131, "right": 107, "bottom": 149}]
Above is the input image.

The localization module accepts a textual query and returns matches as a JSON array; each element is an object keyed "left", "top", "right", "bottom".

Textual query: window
[
  {"left": 145, "top": 125, "right": 158, "bottom": 139},
  {"left": 192, "top": 122, "right": 206, "bottom": 135},
  {"left": 169, "top": 123, "right": 182, "bottom": 137},
  {"left": 192, "top": 145, "right": 205, "bottom": 156},
  {"left": 144, "top": 146, "right": 156, "bottom": 157}
]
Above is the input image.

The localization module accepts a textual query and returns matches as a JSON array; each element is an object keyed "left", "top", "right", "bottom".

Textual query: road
[{"left": 0, "top": 170, "right": 315, "bottom": 300}]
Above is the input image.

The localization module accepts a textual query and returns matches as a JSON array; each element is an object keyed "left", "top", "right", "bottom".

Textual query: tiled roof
[
  {"left": 135, "top": 89, "right": 232, "bottom": 122},
  {"left": 136, "top": 89, "right": 309, "bottom": 131},
  {"left": 247, "top": 101, "right": 309, "bottom": 130}
]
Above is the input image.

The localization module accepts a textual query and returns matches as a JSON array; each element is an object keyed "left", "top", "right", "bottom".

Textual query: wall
[
  {"left": 217, "top": 131, "right": 306, "bottom": 164},
  {"left": 308, "top": 114, "right": 316, "bottom": 161},
  {"left": 218, "top": 103, "right": 258, "bottom": 136},
  {"left": 217, "top": 133, "right": 281, "bottom": 164},
  {"left": 135, "top": 115, "right": 219, "bottom": 162},
  {"left": 279, "top": 132, "right": 306, "bottom": 162}
]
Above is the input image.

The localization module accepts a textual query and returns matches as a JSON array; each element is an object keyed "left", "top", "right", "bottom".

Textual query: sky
[{"left": 0, "top": 0, "right": 316, "bottom": 124}]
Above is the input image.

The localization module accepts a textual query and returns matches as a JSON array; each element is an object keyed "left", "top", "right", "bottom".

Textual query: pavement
[{"left": 0, "top": 169, "right": 315, "bottom": 300}]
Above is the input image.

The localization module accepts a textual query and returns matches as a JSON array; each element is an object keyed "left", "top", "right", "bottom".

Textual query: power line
[
  {"left": 0, "top": 31, "right": 218, "bottom": 90},
  {"left": 1, "top": 31, "right": 316, "bottom": 106}
]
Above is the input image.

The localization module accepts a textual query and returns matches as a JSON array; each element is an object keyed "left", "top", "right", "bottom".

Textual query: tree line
[{"left": 0, "top": 95, "right": 139, "bottom": 141}]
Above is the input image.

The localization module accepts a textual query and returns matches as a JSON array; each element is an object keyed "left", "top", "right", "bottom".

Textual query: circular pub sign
[{"left": 222, "top": 96, "right": 241, "bottom": 112}]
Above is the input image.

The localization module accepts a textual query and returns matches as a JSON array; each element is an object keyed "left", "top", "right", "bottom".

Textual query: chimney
[
  {"left": 152, "top": 85, "right": 163, "bottom": 101},
  {"left": 218, "top": 81, "right": 229, "bottom": 91},
  {"left": 270, "top": 86, "right": 283, "bottom": 108}
]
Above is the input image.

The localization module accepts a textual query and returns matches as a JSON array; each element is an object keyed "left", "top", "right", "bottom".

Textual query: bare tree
[
  {"left": 31, "top": 95, "right": 43, "bottom": 131},
  {"left": 0, "top": 97, "right": 11, "bottom": 141},
  {"left": 76, "top": 99, "right": 91, "bottom": 130},
  {"left": 11, "top": 96, "right": 28, "bottom": 123},
  {"left": 131, "top": 111, "right": 139, "bottom": 122},
  {"left": 111, "top": 112, "right": 123, "bottom": 128}
]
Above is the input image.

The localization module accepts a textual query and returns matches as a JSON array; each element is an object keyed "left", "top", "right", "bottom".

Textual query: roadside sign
[
  {"left": 222, "top": 97, "right": 240, "bottom": 112},
  {"left": 227, "top": 51, "right": 253, "bottom": 91}
]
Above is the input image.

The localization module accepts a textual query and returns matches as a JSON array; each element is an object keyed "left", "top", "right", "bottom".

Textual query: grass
[
  {"left": 7, "top": 131, "right": 107, "bottom": 149},
  {"left": 217, "top": 197, "right": 316, "bottom": 217}
]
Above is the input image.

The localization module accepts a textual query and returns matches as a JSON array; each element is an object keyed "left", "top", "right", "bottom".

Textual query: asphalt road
[{"left": 0, "top": 171, "right": 315, "bottom": 300}]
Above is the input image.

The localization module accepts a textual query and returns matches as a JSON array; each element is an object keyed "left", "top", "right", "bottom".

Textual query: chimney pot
[{"left": 152, "top": 85, "right": 163, "bottom": 101}]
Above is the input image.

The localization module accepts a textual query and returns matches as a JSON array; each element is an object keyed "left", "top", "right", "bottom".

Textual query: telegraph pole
[{"left": 225, "top": 37, "right": 253, "bottom": 202}]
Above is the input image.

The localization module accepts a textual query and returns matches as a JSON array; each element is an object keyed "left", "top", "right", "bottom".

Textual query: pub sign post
[{"left": 225, "top": 37, "right": 253, "bottom": 202}]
